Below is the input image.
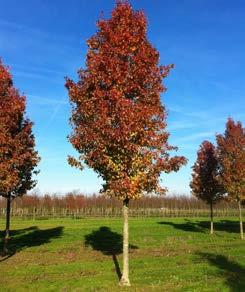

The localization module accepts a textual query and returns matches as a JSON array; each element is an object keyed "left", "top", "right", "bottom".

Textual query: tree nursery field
[
  {"left": 0, "top": 0, "right": 245, "bottom": 291},
  {"left": 0, "top": 217, "right": 244, "bottom": 291}
]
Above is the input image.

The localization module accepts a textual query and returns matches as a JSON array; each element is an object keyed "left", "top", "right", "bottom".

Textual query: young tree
[
  {"left": 0, "top": 60, "right": 40, "bottom": 254},
  {"left": 216, "top": 118, "right": 245, "bottom": 239},
  {"left": 190, "top": 141, "right": 223, "bottom": 234},
  {"left": 66, "top": 1, "right": 186, "bottom": 285}
]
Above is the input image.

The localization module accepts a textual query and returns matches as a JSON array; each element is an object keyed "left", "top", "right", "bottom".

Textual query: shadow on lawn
[
  {"left": 197, "top": 252, "right": 245, "bottom": 291},
  {"left": 158, "top": 219, "right": 240, "bottom": 234},
  {"left": 0, "top": 226, "right": 63, "bottom": 262},
  {"left": 84, "top": 226, "right": 138, "bottom": 280}
]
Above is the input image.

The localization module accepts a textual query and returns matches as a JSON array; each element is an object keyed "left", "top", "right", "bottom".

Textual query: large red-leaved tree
[
  {"left": 66, "top": 1, "right": 186, "bottom": 285},
  {"left": 190, "top": 141, "right": 224, "bottom": 234},
  {"left": 0, "top": 60, "right": 40, "bottom": 254},
  {"left": 216, "top": 118, "right": 245, "bottom": 239}
]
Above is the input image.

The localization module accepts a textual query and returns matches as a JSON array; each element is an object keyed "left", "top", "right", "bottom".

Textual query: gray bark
[
  {"left": 3, "top": 194, "right": 11, "bottom": 254},
  {"left": 210, "top": 201, "right": 214, "bottom": 235},
  {"left": 238, "top": 200, "right": 244, "bottom": 240},
  {"left": 119, "top": 198, "right": 130, "bottom": 286}
]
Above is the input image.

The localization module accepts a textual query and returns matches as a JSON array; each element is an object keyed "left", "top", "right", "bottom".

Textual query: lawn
[{"left": 0, "top": 217, "right": 244, "bottom": 291}]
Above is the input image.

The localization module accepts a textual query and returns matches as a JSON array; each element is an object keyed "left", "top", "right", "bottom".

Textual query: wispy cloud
[
  {"left": 13, "top": 64, "right": 67, "bottom": 76},
  {"left": 28, "top": 94, "right": 68, "bottom": 106},
  {"left": 168, "top": 105, "right": 209, "bottom": 119},
  {"left": 0, "top": 19, "right": 77, "bottom": 44},
  {"left": 28, "top": 95, "right": 68, "bottom": 123},
  {"left": 168, "top": 120, "right": 197, "bottom": 131},
  {"left": 0, "top": 18, "right": 81, "bottom": 65},
  {"left": 49, "top": 103, "right": 66, "bottom": 123},
  {"left": 176, "top": 131, "right": 214, "bottom": 142},
  {"left": 168, "top": 103, "right": 245, "bottom": 120},
  {"left": 14, "top": 70, "right": 51, "bottom": 80},
  {"left": 13, "top": 69, "right": 65, "bottom": 84}
]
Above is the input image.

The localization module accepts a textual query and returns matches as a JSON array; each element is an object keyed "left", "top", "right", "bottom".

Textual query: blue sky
[{"left": 0, "top": 0, "right": 244, "bottom": 195}]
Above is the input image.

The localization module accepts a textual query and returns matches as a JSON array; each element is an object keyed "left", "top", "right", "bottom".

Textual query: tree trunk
[
  {"left": 238, "top": 200, "right": 244, "bottom": 240},
  {"left": 210, "top": 201, "right": 214, "bottom": 235},
  {"left": 3, "top": 194, "right": 11, "bottom": 255},
  {"left": 119, "top": 198, "right": 130, "bottom": 286}
]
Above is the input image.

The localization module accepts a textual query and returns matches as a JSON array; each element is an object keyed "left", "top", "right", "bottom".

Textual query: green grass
[{"left": 0, "top": 217, "right": 244, "bottom": 291}]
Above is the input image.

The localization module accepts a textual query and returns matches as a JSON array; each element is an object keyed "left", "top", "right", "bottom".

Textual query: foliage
[
  {"left": 190, "top": 141, "right": 224, "bottom": 204},
  {"left": 66, "top": 1, "right": 186, "bottom": 201},
  {"left": 216, "top": 118, "right": 245, "bottom": 202},
  {"left": 0, "top": 60, "right": 40, "bottom": 198}
]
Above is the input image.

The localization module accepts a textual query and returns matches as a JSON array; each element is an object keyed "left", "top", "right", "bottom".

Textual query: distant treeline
[{"left": 0, "top": 192, "right": 243, "bottom": 219}]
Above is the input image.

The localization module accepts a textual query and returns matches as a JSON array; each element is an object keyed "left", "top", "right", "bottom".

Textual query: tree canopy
[
  {"left": 0, "top": 60, "right": 40, "bottom": 198},
  {"left": 190, "top": 140, "right": 223, "bottom": 204},
  {"left": 66, "top": 1, "right": 186, "bottom": 201},
  {"left": 216, "top": 118, "right": 245, "bottom": 202}
]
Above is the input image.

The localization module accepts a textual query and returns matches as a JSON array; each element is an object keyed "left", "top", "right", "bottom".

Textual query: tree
[
  {"left": 0, "top": 60, "right": 40, "bottom": 254},
  {"left": 190, "top": 141, "right": 223, "bottom": 234},
  {"left": 66, "top": 1, "right": 186, "bottom": 285},
  {"left": 216, "top": 118, "right": 245, "bottom": 239}
]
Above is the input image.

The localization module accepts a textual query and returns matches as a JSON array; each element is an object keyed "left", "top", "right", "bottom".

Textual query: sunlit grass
[{"left": 0, "top": 217, "right": 244, "bottom": 291}]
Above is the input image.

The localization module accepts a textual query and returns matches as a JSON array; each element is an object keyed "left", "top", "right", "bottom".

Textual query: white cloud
[
  {"left": 0, "top": 19, "right": 77, "bottom": 44},
  {"left": 176, "top": 131, "right": 214, "bottom": 142},
  {"left": 168, "top": 120, "right": 197, "bottom": 131},
  {"left": 28, "top": 94, "right": 68, "bottom": 106}
]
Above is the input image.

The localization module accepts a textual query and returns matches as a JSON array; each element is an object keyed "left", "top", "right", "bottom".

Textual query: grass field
[{"left": 0, "top": 217, "right": 244, "bottom": 291}]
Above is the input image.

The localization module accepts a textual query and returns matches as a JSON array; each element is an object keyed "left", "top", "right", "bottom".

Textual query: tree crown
[
  {"left": 190, "top": 141, "right": 223, "bottom": 204},
  {"left": 216, "top": 118, "right": 245, "bottom": 201},
  {"left": 66, "top": 1, "right": 186, "bottom": 200},
  {"left": 0, "top": 60, "right": 40, "bottom": 198}
]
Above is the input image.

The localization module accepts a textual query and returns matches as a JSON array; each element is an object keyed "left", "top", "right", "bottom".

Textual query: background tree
[
  {"left": 0, "top": 60, "right": 40, "bottom": 254},
  {"left": 216, "top": 118, "right": 245, "bottom": 239},
  {"left": 190, "top": 141, "right": 224, "bottom": 234},
  {"left": 66, "top": 1, "right": 186, "bottom": 286}
]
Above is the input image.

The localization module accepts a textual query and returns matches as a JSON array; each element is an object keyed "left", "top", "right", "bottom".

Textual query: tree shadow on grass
[
  {"left": 198, "top": 220, "right": 240, "bottom": 233},
  {"left": 158, "top": 219, "right": 240, "bottom": 234},
  {"left": 197, "top": 252, "right": 245, "bottom": 291},
  {"left": 0, "top": 226, "right": 63, "bottom": 262},
  {"left": 84, "top": 226, "right": 138, "bottom": 280},
  {"left": 0, "top": 226, "right": 38, "bottom": 238},
  {"left": 157, "top": 220, "right": 204, "bottom": 233}
]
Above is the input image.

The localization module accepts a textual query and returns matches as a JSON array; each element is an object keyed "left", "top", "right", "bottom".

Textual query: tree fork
[
  {"left": 119, "top": 197, "right": 130, "bottom": 286},
  {"left": 238, "top": 200, "right": 244, "bottom": 240}
]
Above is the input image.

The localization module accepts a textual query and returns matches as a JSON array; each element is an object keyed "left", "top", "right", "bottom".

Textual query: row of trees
[
  {"left": 190, "top": 119, "right": 244, "bottom": 239},
  {"left": 0, "top": 192, "right": 241, "bottom": 212},
  {"left": 0, "top": 0, "right": 244, "bottom": 287}
]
